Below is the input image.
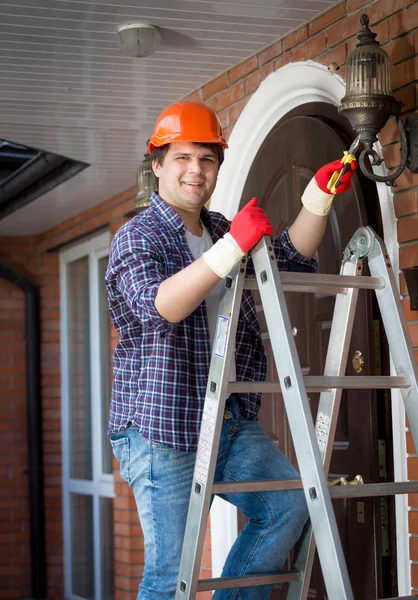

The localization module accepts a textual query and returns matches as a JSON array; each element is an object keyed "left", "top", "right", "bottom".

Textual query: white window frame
[{"left": 60, "top": 231, "right": 114, "bottom": 600}]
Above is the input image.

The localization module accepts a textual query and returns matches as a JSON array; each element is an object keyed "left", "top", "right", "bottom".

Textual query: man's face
[{"left": 152, "top": 142, "right": 220, "bottom": 212}]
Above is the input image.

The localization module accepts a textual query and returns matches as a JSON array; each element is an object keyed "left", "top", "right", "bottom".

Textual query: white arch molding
[{"left": 210, "top": 60, "right": 409, "bottom": 594}]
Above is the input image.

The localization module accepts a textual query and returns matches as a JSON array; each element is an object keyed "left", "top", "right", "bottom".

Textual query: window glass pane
[
  {"left": 71, "top": 493, "right": 94, "bottom": 599},
  {"left": 101, "top": 497, "right": 115, "bottom": 600},
  {"left": 68, "top": 257, "right": 92, "bottom": 480},
  {"left": 99, "top": 256, "right": 112, "bottom": 474}
]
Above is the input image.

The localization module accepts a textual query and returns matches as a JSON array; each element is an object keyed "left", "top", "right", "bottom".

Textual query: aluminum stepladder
[{"left": 175, "top": 226, "right": 418, "bottom": 600}]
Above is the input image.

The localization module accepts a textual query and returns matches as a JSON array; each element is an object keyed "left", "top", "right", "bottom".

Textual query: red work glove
[
  {"left": 315, "top": 158, "right": 357, "bottom": 194},
  {"left": 229, "top": 198, "right": 273, "bottom": 253},
  {"left": 302, "top": 158, "right": 357, "bottom": 216},
  {"left": 202, "top": 198, "right": 272, "bottom": 278}
]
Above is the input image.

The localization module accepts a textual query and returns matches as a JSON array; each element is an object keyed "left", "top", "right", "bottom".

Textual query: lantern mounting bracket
[{"left": 358, "top": 113, "right": 418, "bottom": 187}]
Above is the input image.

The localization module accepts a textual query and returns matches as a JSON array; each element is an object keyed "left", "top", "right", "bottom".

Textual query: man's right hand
[
  {"left": 202, "top": 197, "right": 272, "bottom": 278},
  {"left": 229, "top": 198, "right": 273, "bottom": 253}
]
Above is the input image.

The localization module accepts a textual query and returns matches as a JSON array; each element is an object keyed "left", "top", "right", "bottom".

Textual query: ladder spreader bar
[
  {"left": 213, "top": 478, "right": 303, "bottom": 494},
  {"left": 228, "top": 376, "right": 410, "bottom": 393},
  {"left": 244, "top": 273, "right": 385, "bottom": 293},
  {"left": 197, "top": 571, "right": 301, "bottom": 592}
]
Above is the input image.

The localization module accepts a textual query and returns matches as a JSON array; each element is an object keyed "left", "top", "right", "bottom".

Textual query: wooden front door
[{"left": 238, "top": 106, "right": 386, "bottom": 599}]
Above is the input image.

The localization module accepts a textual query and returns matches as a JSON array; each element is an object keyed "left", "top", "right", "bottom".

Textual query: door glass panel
[
  {"left": 99, "top": 256, "right": 112, "bottom": 474},
  {"left": 101, "top": 497, "right": 115, "bottom": 600},
  {"left": 71, "top": 493, "right": 94, "bottom": 599},
  {"left": 68, "top": 257, "right": 92, "bottom": 480}
]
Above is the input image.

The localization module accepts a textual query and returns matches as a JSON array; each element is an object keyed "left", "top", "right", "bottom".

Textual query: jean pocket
[{"left": 110, "top": 435, "right": 130, "bottom": 484}]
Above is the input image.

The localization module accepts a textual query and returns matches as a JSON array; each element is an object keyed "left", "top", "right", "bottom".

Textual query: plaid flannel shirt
[{"left": 105, "top": 192, "right": 316, "bottom": 452}]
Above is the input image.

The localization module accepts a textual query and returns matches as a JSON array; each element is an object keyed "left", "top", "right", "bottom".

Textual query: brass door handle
[{"left": 328, "top": 474, "right": 364, "bottom": 486}]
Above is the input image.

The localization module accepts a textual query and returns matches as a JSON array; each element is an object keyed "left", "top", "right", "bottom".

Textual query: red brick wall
[
  {"left": 0, "top": 277, "right": 30, "bottom": 599},
  {"left": 0, "top": 0, "right": 417, "bottom": 597}
]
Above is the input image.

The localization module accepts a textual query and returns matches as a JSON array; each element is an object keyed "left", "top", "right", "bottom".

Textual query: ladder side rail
[
  {"left": 175, "top": 262, "right": 247, "bottom": 600},
  {"left": 287, "top": 255, "right": 363, "bottom": 600},
  {"left": 251, "top": 237, "right": 354, "bottom": 600},
  {"left": 366, "top": 229, "right": 418, "bottom": 452}
]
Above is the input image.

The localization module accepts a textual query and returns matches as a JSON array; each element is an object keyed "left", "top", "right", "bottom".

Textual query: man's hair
[{"left": 150, "top": 142, "right": 224, "bottom": 167}]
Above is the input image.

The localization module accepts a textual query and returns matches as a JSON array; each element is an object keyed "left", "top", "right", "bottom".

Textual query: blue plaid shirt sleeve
[{"left": 109, "top": 223, "right": 176, "bottom": 334}]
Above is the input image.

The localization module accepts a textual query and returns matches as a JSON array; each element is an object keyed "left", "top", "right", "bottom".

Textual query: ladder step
[
  {"left": 228, "top": 376, "right": 410, "bottom": 394},
  {"left": 197, "top": 570, "right": 301, "bottom": 592},
  {"left": 328, "top": 481, "right": 418, "bottom": 499},
  {"left": 213, "top": 480, "right": 418, "bottom": 496},
  {"left": 213, "top": 478, "right": 303, "bottom": 494},
  {"left": 244, "top": 272, "right": 385, "bottom": 293}
]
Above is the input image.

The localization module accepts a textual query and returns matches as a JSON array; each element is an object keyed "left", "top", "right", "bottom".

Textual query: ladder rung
[
  {"left": 244, "top": 272, "right": 385, "bottom": 293},
  {"left": 228, "top": 376, "right": 410, "bottom": 394},
  {"left": 328, "top": 481, "right": 418, "bottom": 499},
  {"left": 197, "top": 570, "right": 301, "bottom": 592},
  {"left": 212, "top": 478, "right": 303, "bottom": 494},
  {"left": 213, "top": 480, "right": 418, "bottom": 497}
]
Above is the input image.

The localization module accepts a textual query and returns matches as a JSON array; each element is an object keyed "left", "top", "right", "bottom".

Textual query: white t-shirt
[{"left": 185, "top": 224, "right": 237, "bottom": 383}]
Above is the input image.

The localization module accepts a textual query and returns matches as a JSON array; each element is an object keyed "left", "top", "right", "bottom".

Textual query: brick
[
  {"left": 394, "top": 189, "right": 418, "bottom": 218},
  {"left": 202, "top": 73, "right": 229, "bottom": 101},
  {"left": 328, "top": 10, "right": 365, "bottom": 48},
  {"left": 243, "top": 62, "right": 274, "bottom": 96},
  {"left": 398, "top": 214, "right": 418, "bottom": 243},
  {"left": 395, "top": 85, "right": 416, "bottom": 113},
  {"left": 274, "top": 53, "right": 291, "bottom": 72},
  {"left": 409, "top": 323, "right": 418, "bottom": 346},
  {"left": 411, "top": 536, "right": 418, "bottom": 561},
  {"left": 390, "top": 2, "right": 418, "bottom": 39},
  {"left": 218, "top": 108, "right": 230, "bottom": 130},
  {"left": 385, "top": 33, "right": 415, "bottom": 65},
  {"left": 409, "top": 458, "right": 418, "bottom": 480},
  {"left": 400, "top": 243, "right": 418, "bottom": 269},
  {"left": 257, "top": 40, "right": 283, "bottom": 66},
  {"left": 392, "top": 56, "right": 418, "bottom": 91},
  {"left": 215, "top": 81, "right": 244, "bottom": 111},
  {"left": 370, "top": 0, "right": 412, "bottom": 25},
  {"left": 316, "top": 43, "right": 347, "bottom": 72},
  {"left": 409, "top": 510, "right": 418, "bottom": 535},
  {"left": 347, "top": 0, "right": 369, "bottom": 12},
  {"left": 390, "top": 160, "right": 418, "bottom": 192},
  {"left": 183, "top": 88, "right": 203, "bottom": 103},
  {"left": 291, "top": 32, "right": 327, "bottom": 62},
  {"left": 309, "top": 3, "right": 346, "bottom": 37},
  {"left": 229, "top": 96, "right": 251, "bottom": 127},
  {"left": 283, "top": 25, "right": 308, "bottom": 52},
  {"left": 229, "top": 56, "right": 258, "bottom": 84},
  {"left": 377, "top": 116, "right": 400, "bottom": 146}
]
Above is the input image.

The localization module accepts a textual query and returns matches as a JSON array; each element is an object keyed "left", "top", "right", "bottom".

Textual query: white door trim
[{"left": 210, "top": 60, "right": 408, "bottom": 593}]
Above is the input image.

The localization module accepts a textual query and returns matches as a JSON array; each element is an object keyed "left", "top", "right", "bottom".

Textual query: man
[{"left": 105, "top": 101, "right": 356, "bottom": 599}]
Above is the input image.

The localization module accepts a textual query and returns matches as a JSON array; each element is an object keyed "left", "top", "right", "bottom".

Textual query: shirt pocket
[{"left": 110, "top": 435, "right": 131, "bottom": 484}]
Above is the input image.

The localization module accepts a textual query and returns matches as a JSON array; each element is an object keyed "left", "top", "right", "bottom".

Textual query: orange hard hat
[{"left": 148, "top": 101, "right": 228, "bottom": 153}]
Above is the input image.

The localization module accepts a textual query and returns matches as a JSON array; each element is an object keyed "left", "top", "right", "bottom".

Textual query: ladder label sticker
[
  {"left": 214, "top": 315, "right": 230, "bottom": 358},
  {"left": 195, "top": 397, "right": 218, "bottom": 485},
  {"left": 316, "top": 412, "right": 330, "bottom": 453}
]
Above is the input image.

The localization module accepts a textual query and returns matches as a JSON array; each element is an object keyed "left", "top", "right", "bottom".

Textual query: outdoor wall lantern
[
  {"left": 134, "top": 151, "right": 158, "bottom": 212},
  {"left": 338, "top": 14, "right": 418, "bottom": 187}
]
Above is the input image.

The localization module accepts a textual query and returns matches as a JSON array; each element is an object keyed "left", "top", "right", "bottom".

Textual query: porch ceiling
[{"left": 0, "top": 0, "right": 341, "bottom": 236}]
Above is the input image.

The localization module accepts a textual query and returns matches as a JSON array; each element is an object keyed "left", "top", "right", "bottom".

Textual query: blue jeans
[{"left": 110, "top": 396, "right": 308, "bottom": 599}]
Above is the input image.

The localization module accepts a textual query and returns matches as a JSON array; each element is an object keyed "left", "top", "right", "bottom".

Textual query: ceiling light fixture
[{"left": 116, "top": 23, "right": 161, "bottom": 58}]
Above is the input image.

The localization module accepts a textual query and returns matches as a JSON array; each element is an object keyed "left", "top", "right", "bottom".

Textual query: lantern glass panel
[{"left": 346, "top": 44, "right": 392, "bottom": 97}]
